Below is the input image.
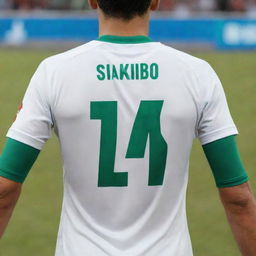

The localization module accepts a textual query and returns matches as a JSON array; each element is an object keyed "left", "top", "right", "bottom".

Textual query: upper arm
[
  {"left": 0, "top": 176, "right": 22, "bottom": 199},
  {"left": 219, "top": 182, "right": 254, "bottom": 210}
]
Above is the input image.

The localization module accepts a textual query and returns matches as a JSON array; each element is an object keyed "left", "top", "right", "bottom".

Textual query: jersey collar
[{"left": 98, "top": 35, "right": 153, "bottom": 44}]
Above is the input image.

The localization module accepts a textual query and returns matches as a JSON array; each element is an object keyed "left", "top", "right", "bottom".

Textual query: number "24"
[{"left": 91, "top": 101, "right": 168, "bottom": 187}]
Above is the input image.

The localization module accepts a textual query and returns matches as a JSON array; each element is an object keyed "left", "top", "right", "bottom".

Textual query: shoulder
[
  {"left": 39, "top": 40, "right": 101, "bottom": 73},
  {"left": 28, "top": 41, "right": 102, "bottom": 93},
  {"left": 158, "top": 43, "right": 214, "bottom": 76},
  {"left": 163, "top": 45, "right": 220, "bottom": 92},
  {"left": 157, "top": 44, "right": 221, "bottom": 103}
]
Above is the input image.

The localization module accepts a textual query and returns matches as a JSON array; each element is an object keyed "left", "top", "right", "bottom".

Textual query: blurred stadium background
[{"left": 0, "top": 1, "right": 256, "bottom": 256}]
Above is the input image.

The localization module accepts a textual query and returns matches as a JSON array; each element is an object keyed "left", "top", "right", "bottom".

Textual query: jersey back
[{"left": 7, "top": 36, "right": 238, "bottom": 256}]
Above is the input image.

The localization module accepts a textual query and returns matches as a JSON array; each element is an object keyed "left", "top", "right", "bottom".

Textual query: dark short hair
[{"left": 97, "top": 0, "right": 152, "bottom": 20}]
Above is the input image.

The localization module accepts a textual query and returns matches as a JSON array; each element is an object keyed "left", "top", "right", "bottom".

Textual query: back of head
[{"left": 97, "top": 0, "right": 152, "bottom": 20}]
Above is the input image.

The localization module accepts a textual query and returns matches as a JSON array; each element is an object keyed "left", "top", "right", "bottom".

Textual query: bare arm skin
[
  {"left": 219, "top": 182, "right": 256, "bottom": 256},
  {"left": 0, "top": 176, "right": 21, "bottom": 238}
]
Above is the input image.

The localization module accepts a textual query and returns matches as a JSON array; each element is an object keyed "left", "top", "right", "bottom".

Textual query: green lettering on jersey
[
  {"left": 140, "top": 63, "right": 149, "bottom": 80},
  {"left": 112, "top": 65, "right": 119, "bottom": 80},
  {"left": 131, "top": 64, "right": 135, "bottom": 80},
  {"left": 96, "top": 65, "right": 106, "bottom": 81},
  {"left": 150, "top": 63, "right": 159, "bottom": 80},
  {"left": 120, "top": 64, "right": 130, "bottom": 80},
  {"left": 106, "top": 64, "right": 111, "bottom": 80},
  {"left": 126, "top": 101, "right": 167, "bottom": 186},
  {"left": 91, "top": 100, "right": 167, "bottom": 187},
  {"left": 91, "top": 101, "right": 128, "bottom": 187},
  {"left": 96, "top": 63, "right": 159, "bottom": 81},
  {"left": 135, "top": 64, "right": 140, "bottom": 80}
]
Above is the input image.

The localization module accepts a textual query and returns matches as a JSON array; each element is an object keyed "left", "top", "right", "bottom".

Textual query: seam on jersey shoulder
[
  {"left": 160, "top": 43, "right": 210, "bottom": 130},
  {"left": 161, "top": 46, "right": 219, "bottom": 137},
  {"left": 160, "top": 44, "right": 215, "bottom": 99}
]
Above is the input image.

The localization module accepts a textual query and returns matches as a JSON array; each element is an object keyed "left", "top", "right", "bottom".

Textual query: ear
[
  {"left": 88, "top": 0, "right": 98, "bottom": 9},
  {"left": 150, "top": 0, "right": 160, "bottom": 11}
]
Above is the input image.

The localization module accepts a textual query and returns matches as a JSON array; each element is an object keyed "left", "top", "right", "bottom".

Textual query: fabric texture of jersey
[{"left": 7, "top": 37, "right": 238, "bottom": 256}]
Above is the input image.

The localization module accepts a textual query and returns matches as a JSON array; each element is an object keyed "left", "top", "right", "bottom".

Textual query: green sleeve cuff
[
  {"left": 0, "top": 138, "right": 40, "bottom": 183},
  {"left": 203, "top": 135, "right": 249, "bottom": 188}
]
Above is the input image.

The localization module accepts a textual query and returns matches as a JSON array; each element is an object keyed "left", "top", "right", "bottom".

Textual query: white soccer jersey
[{"left": 7, "top": 36, "right": 238, "bottom": 256}]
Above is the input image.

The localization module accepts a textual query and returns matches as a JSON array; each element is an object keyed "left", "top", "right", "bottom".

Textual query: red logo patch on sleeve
[
  {"left": 18, "top": 103, "right": 23, "bottom": 113},
  {"left": 14, "top": 103, "right": 23, "bottom": 120}
]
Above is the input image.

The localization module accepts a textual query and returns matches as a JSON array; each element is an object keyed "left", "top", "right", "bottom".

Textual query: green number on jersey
[
  {"left": 91, "top": 101, "right": 128, "bottom": 187},
  {"left": 126, "top": 101, "right": 168, "bottom": 186},
  {"left": 91, "top": 101, "right": 167, "bottom": 187}
]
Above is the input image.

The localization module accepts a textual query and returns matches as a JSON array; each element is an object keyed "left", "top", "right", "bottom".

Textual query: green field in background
[{"left": 0, "top": 49, "right": 255, "bottom": 256}]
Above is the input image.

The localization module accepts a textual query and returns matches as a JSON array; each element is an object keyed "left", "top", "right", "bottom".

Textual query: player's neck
[{"left": 98, "top": 12, "right": 150, "bottom": 37}]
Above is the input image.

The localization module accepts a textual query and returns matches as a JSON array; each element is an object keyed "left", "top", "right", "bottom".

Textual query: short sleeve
[
  {"left": 7, "top": 61, "right": 53, "bottom": 150},
  {"left": 197, "top": 65, "right": 238, "bottom": 145}
]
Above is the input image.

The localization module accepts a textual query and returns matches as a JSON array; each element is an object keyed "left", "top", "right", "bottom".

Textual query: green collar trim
[{"left": 98, "top": 35, "right": 153, "bottom": 44}]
